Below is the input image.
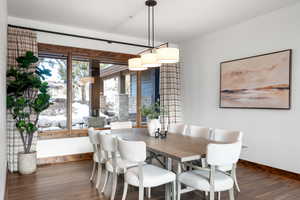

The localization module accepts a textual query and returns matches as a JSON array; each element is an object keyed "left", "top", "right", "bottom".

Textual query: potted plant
[
  {"left": 141, "top": 101, "right": 162, "bottom": 137},
  {"left": 7, "top": 51, "right": 51, "bottom": 174}
]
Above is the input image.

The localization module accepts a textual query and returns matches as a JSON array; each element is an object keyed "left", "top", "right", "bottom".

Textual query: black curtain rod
[{"left": 8, "top": 24, "right": 153, "bottom": 49}]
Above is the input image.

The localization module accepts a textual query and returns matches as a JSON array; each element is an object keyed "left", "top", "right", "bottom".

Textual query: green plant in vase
[
  {"left": 6, "top": 51, "right": 51, "bottom": 174},
  {"left": 141, "top": 101, "right": 163, "bottom": 136},
  {"left": 141, "top": 101, "right": 162, "bottom": 120}
]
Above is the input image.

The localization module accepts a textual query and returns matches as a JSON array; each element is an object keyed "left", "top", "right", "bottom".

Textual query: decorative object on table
[
  {"left": 141, "top": 101, "right": 162, "bottom": 137},
  {"left": 7, "top": 51, "right": 52, "bottom": 174},
  {"left": 220, "top": 49, "right": 292, "bottom": 109},
  {"left": 154, "top": 128, "right": 167, "bottom": 139},
  {"left": 154, "top": 128, "right": 160, "bottom": 138},
  {"left": 161, "top": 130, "right": 167, "bottom": 138},
  {"left": 146, "top": 119, "right": 161, "bottom": 137}
]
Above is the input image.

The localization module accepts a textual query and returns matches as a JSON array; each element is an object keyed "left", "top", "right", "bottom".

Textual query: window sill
[
  {"left": 38, "top": 128, "right": 110, "bottom": 140},
  {"left": 38, "top": 126, "right": 147, "bottom": 140}
]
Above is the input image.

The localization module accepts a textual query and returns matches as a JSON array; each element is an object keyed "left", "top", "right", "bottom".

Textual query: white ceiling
[{"left": 8, "top": 0, "right": 299, "bottom": 43}]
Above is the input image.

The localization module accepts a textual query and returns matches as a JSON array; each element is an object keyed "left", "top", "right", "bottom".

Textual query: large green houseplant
[{"left": 7, "top": 51, "right": 51, "bottom": 174}]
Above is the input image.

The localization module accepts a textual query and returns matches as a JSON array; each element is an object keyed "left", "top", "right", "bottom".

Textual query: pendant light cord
[
  {"left": 148, "top": 5, "right": 151, "bottom": 47},
  {"left": 152, "top": 6, "right": 155, "bottom": 48},
  {"left": 146, "top": 0, "right": 157, "bottom": 52}
]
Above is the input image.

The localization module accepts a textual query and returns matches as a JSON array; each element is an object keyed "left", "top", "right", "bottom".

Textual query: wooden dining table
[
  {"left": 100, "top": 127, "right": 212, "bottom": 200},
  {"left": 108, "top": 128, "right": 209, "bottom": 162}
]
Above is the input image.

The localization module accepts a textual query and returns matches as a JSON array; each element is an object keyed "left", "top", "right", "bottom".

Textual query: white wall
[
  {"left": 180, "top": 3, "right": 300, "bottom": 173},
  {"left": 0, "top": 0, "right": 7, "bottom": 199},
  {"left": 8, "top": 17, "right": 177, "bottom": 159},
  {"left": 37, "top": 137, "right": 92, "bottom": 158}
]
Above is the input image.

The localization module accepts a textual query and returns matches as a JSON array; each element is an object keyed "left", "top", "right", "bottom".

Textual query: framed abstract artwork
[{"left": 220, "top": 49, "right": 292, "bottom": 109}]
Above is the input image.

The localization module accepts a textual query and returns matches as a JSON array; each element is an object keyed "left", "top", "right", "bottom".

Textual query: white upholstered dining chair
[
  {"left": 212, "top": 129, "right": 243, "bottom": 143},
  {"left": 99, "top": 134, "right": 138, "bottom": 200},
  {"left": 110, "top": 121, "right": 133, "bottom": 129},
  {"left": 118, "top": 138, "right": 177, "bottom": 200},
  {"left": 178, "top": 141, "right": 242, "bottom": 200},
  {"left": 110, "top": 120, "right": 153, "bottom": 198},
  {"left": 212, "top": 129, "right": 243, "bottom": 193},
  {"left": 168, "top": 123, "right": 188, "bottom": 135},
  {"left": 188, "top": 125, "right": 212, "bottom": 139},
  {"left": 88, "top": 128, "right": 106, "bottom": 189},
  {"left": 187, "top": 125, "right": 213, "bottom": 167}
]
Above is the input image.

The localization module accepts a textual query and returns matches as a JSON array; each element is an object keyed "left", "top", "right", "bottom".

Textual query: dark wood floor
[{"left": 6, "top": 160, "right": 300, "bottom": 200}]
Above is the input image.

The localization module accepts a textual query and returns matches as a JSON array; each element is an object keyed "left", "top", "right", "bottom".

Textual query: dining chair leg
[
  {"left": 205, "top": 191, "right": 208, "bottom": 197},
  {"left": 165, "top": 158, "right": 172, "bottom": 200},
  {"left": 209, "top": 191, "right": 214, "bottom": 200},
  {"left": 233, "top": 169, "right": 241, "bottom": 192},
  {"left": 202, "top": 191, "right": 207, "bottom": 200},
  {"left": 146, "top": 188, "right": 151, "bottom": 199},
  {"left": 172, "top": 181, "right": 176, "bottom": 200},
  {"left": 90, "top": 161, "right": 96, "bottom": 182},
  {"left": 139, "top": 185, "right": 144, "bottom": 200},
  {"left": 122, "top": 181, "right": 128, "bottom": 200},
  {"left": 96, "top": 164, "right": 102, "bottom": 189},
  {"left": 147, "top": 152, "right": 152, "bottom": 164},
  {"left": 176, "top": 161, "right": 182, "bottom": 200},
  {"left": 111, "top": 172, "right": 118, "bottom": 200},
  {"left": 101, "top": 170, "right": 109, "bottom": 193},
  {"left": 176, "top": 181, "right": 181, "bottom": 200},
  {"left": 229, "top": 188, "right": 235, "bottom": 200},
  {"left": 181, "top": 164, "right": 187, "bottom": 171}
]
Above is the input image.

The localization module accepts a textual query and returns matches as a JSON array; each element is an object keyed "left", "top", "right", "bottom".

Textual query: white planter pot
[
  {"left": 147, "top": 119, "right": 161, "bottom": 137},
  {"left": 18, "top": 151, "right": 37, "bottom": 175}
]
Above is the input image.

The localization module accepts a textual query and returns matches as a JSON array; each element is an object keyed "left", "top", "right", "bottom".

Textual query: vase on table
[{"left": 147, "top": 118, "right": 161, "bottom": 137}]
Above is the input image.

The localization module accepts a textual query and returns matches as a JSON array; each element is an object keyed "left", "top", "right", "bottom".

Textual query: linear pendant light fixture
[
  {"left": 128, "top": 58, "right": 147, "bottom": 71},
  {"left": 129, "top": 0, "right": 179, "bottom": 71},
  {"left": 141, "top": 0, "right": 160, "bottom": 68}
]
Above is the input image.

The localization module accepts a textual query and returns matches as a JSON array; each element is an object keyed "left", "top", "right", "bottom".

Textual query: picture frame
[{"left": 219, "top": 49, "right": 292, "bottom": 109}]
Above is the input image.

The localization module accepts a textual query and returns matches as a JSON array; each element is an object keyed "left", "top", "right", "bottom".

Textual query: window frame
[{"left": 38, "top": 43, "right": 149, "bottom": 139}]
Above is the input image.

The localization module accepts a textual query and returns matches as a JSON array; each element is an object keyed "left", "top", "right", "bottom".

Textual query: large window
[
  {"left": 101, "top": 64, "right": 137, "bottom": 127},
  {"left": 72, "top": 59, "right": 90, "bottom": 129},
  {"left": 38, "top": 57, "right": 68, "bottom": 131},
  {"left": 37, "top": 43, "right": 160, "bottom": 136}
]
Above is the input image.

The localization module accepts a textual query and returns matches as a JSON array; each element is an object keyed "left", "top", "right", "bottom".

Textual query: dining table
[{"left": 99, "top": 127, "right": 213, "bottom": 200}]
